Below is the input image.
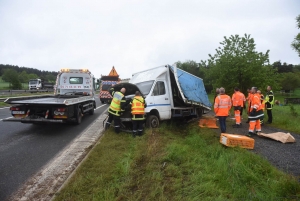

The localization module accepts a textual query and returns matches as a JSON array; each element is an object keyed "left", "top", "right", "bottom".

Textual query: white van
[{"left": 113, "top": 64, "right": 211, "bottom": 128}]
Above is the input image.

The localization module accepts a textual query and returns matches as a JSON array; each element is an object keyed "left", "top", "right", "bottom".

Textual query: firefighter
[
  {"left": 265, "top": 86, "right": 274, "bottom": 124},
  {"left": 130, "top": 91, "right": 147, "bottom": 138},
  {"left": 232, "top": 87, "right": 246, "bottom": 128},
  {"left": 105, "top": 87, "right": 127, "bottom": 134},
  {"left": 214, "top": 87, "right": 232, "bottom": 133},
  {"left": 247, "top": 87, "right": 264, "bottom": 137},
  {"left": 257, "top": 90, "right": 265, "bottom": 125}
]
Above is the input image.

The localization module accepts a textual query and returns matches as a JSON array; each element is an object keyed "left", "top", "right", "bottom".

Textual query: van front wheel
[{"left": 146, "top": 115, "right": 159, "bottom": 128}]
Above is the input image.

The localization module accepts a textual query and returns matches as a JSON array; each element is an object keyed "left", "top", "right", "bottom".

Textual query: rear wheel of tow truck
[
  {"left": 75, "top": 108, "right": 82, "bottom": 125},
  {"left": 89, "top": 105, "right": 95, "bottom": 115},
  {"left": 146, "top": 115, "right": 159, "bottom": 128}
]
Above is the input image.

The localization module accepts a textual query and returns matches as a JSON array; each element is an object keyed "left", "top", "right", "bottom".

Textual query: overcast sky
[{"left": 0, "top": 0, "right": 299, "bottom": 79}]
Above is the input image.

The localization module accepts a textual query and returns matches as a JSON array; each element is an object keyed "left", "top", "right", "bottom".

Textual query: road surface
[{"left": 0, "top": 97, "right": 108, "bottom": 201}]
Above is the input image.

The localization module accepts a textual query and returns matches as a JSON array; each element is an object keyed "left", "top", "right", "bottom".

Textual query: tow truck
[{"left": 3, "top": 69, "right": 96, "bottom": 124}]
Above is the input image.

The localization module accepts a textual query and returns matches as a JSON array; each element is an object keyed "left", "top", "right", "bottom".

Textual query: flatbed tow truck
[{"left": 3, "top": 69, "right": 96, "bottom": 125}]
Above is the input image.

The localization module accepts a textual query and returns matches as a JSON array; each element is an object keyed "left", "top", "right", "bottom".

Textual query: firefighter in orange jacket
[
  {"left": 214, "top": 87, "right": 232, "bottom": 133},
  {"left": 246, "top": 88, "right": 252, "bottom": 123},
  {"left": 248, "top": 87, "right": 264, "bottom": 137},
  {"left": 232, "top": 87, "right": 246, "bottom": 128},
  {"left": 130, "top": 91, "right": 147, "bottom": 138}
]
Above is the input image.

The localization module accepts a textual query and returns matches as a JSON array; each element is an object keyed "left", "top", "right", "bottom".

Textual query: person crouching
[{"left": 130, "top": 91, "right": 147, "bottom": 138}]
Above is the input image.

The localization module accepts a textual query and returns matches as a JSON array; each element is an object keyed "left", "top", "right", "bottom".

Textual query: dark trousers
[
  {"left": 267, "top": 109, "right": 272, "bottom": 123},
  {"left": 218, "top": 116, "right": 227, "bottom": 133},
  {"left": 240, "top": 107, "right": 243, "bottom": 116},
  {"left": 132, "top": 120, "right": 144, "bottom": 136},
  {"left": 105, "top": 113, "right": 121, "bottom": 133}
]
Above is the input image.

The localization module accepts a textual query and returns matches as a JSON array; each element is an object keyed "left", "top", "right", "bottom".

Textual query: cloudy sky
[{"left": 0, "top": 0, "right": 299, "bottom": 79}]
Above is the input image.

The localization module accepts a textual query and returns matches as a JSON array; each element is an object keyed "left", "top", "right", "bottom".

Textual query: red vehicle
[{"left": 99, "top": 66, "right": 120, "bottom": 104}]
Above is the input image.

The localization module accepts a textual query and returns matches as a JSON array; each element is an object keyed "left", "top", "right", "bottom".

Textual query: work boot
[{"left": 246, "top": 132, "right": 253, "bottom": 137}]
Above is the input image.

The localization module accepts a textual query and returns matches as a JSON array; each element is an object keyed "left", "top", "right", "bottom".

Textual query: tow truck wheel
[
  {"left": 89, "top": 108, "right": 95, "bottom": 115},
  {"left": 76, "top": 108, "right": 82, "bottom": 125},
  {"left": 146, "top": 115, "right": 159, "bottom": 128}
]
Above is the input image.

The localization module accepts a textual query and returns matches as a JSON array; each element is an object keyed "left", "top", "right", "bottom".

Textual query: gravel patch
[{"left": 208, "top": 113, "right": 300, "bottom": 178}]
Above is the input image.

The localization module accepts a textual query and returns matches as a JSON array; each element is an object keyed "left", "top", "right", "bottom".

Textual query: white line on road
[
  {"left": 95, "top": 104, "right": 106, "bottom": 110},
  {"left": 0, "top": 117, "right": 13, "bottom": 121},
  {"left": 0, "top": 107, "right": 10, "bottom": 110}
]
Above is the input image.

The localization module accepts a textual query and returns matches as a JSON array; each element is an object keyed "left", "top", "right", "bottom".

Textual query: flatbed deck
[{"left": 5, "top": 95, "right": 95, "bottom": 105}]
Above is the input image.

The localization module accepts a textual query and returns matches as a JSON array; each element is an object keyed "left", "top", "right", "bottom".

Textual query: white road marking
[
  {"left": 0, "top": 117, "right": 13, "bottom": 121},
  {"left": 95, "top": 104, "right": 106, "bottom": 110},
  {"left": 0, "top": 107, "right": 10, "bottom": 110}
]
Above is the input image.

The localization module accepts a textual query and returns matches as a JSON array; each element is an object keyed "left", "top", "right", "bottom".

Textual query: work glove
[{"left": 250, "top": 108, "right": 256, "bottom": 116}]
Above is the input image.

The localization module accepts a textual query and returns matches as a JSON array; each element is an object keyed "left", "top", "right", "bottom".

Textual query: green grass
[
  {"left": 54, "top": 123, "right": 300, "bottom": 201},
  {"left": 0, "top": 77, "right": 29, "bottom": 89}
]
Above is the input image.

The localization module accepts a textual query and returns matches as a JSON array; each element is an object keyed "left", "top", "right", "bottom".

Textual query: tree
[
  {"left": 280, "top": 72, "right": 300, "bottom": 91},
  {"left": 202, "top": 34, "right": 279, "bottom": 95},
  {"left": 2, "top": 69, "right": 22, "bottom": 89},
  {"left": 18, "top": 70, "right": 28, "bottom": 83},
  {"left": 291, "top": 14, "right": 300, "bottom": 57}
]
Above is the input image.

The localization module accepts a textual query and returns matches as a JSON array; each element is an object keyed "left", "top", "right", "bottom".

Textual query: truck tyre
[
  {"left": 76, "top": 108, "right": 82, "bottom": 125},
  {"left": 146, "top": 115, "right": 159, "bottom": 128},
  {"left": 89, "top": 108, "right": 95, "bottom": 115}
]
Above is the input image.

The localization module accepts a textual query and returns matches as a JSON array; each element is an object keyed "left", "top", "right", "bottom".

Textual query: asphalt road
[{"left": 0, "top": 97, "right": 108, "bottom": 201}]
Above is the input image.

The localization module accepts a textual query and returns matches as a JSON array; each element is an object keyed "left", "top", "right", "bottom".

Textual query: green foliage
[
  {"left": 289, "top": 104, "right": 298, "bottom": 117},
  {"left": 202, "top": 34, "right": 279, "bottom": 95},
  {"left": 291, "top": 14, "right": 300, "bottom": 57},
  {"left": 18, "top": 70, "right": 28, "bottom": 83},
  {"left": 280, "top": 72, "right": 300, "bottom": 91},
  {"left": 2, "top": 69, "right": 22, "bottom": 89}
]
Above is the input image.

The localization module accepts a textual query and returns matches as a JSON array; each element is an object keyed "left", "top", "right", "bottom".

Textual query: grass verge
[{"left": 54, "top": 122, "right": 300, "bottom": 201}]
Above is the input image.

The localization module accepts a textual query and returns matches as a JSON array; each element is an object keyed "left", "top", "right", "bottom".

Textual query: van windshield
[{"left": 135, "top": 80, "right": 154, "bottom": 95}]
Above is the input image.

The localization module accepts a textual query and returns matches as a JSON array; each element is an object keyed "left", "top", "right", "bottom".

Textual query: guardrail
[{"left": 0, "top": 90, "right": 54, "bottom": 102}]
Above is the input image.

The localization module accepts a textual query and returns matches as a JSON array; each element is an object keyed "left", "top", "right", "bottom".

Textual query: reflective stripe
[{"left": 109, "top": 91, "right": 124, "bottom": 113}]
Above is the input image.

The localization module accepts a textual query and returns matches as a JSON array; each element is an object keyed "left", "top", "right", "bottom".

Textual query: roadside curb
[{"left": 10, "top": 110, "right": 108, "bottom": 201}]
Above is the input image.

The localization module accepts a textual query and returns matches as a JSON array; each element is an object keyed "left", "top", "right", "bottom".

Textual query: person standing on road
[
  {"left": 232, "top": 87, "right": 246, "bottom": 128},
  {"left": 257, "top": 90, "right": 265, "bottom": 125},
  {"left": 105, "top": 87, "right": 127, "bottom": 134},
  {"left": 214, "top": 87, "right": 232, "bottom": 133},
  {"left": 248, "top": 87, "right": 264, "bottom": 137},
  {"left": 265, "top": 86, "right": 274, "bottom": 124},
  {"left": 130, "top": 91, "right": 147, "bottom": 138}
]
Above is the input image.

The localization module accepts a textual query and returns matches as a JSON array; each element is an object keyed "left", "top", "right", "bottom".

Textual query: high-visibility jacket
[
  {"left": 265, "top": 90, "right": 274, "bottom": 110},
  {"left": 246, "top": 93, "right": 253, "bottom": 112},
  {"left": 108, "top": 91, "right": 125, "bottom": 116},
  {"left": 214, "top": 94, "right": 232, "bottom": 116},
  {"left": 131, "top": 96, "right": 147, "bottom": 120},
  {"left": 250, "top": 93, "right": 263, "bottom": 112},
  {"left": 232, "top": 91, "right": 246, "bottom": 107}
]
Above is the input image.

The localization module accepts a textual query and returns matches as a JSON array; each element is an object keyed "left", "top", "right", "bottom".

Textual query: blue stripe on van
[{"left": 147, "top": 104, "right": 171, "bottom": 107}]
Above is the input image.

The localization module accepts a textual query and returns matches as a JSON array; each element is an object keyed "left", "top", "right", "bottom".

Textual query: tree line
[
  {"left": 176, "top": 34, "right": 300, "bottom": 96},
  {"left": 0, "top": 64, "right": 57, "bottom": 89}
]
